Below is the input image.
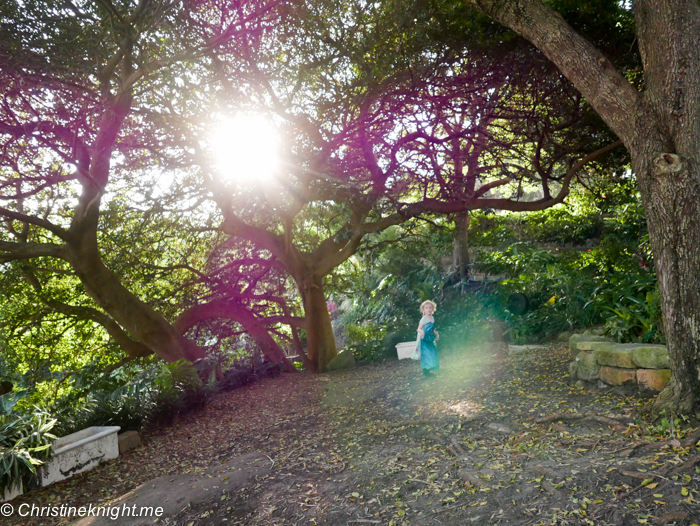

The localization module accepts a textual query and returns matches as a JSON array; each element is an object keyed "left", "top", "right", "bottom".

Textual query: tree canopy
[{"left": 1, "top": 0, "right": 634, "bottom": 378}]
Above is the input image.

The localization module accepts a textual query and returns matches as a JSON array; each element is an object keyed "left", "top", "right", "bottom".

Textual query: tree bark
[
  {"left": 299, "top": 274, "right": 337, "bottom": 373},
  {"left": 631, "top": 151, "right": 700, "bottom": 416},
  {"left": 65, "top": 218, "right": 206, "bottom": 364},
  {"left": 464, "top": 0, "right": 700, "bottom": 415}
]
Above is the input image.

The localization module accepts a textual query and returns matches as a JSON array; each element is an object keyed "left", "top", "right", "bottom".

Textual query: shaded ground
[{"left": 7, "top": 339, "right": 700, "bottom": 526}]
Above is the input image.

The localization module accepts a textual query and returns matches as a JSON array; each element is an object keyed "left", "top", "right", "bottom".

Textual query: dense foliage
[
  {"left": 472, "top": 198, "right": 658, "bottom": 343},
  {"left": 336, "top": 192, "right": 658, "bottom": 356},
  {"left": 0, "top": 393, "right": 56, "bottom": 496}
]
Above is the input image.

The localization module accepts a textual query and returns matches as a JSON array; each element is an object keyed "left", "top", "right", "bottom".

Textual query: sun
[{"left": 210, "top": 114, "right": 280, "bottom": 185}]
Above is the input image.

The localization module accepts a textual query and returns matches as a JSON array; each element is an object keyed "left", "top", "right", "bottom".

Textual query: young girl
[{"left": 417, "top": 300, "right": 440, "bottom": 376}]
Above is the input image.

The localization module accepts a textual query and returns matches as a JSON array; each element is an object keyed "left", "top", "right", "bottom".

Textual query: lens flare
[{"left": 211, "top": 114, "right": 279, "bottom": 185}]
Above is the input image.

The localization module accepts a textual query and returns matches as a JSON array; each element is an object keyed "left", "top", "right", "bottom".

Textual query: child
[{"left": 417, "top": 300, "right": 440, "bottom": 377}]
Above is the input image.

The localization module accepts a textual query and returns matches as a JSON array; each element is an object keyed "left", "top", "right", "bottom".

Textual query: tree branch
[
  {"left": 0, "top": 207, "right": 72, "bottom": 241},
  {"left": 174, "top": 299, "right": 294, "bottom": 371},
  {"left": 466, "top": 0, "right": 638, "bottom": 145},
  {"left": 0, "top": 240, "right": 67, "bottom": 262}
]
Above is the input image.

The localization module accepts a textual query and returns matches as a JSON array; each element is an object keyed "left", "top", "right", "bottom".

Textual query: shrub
[
  {"left": 524, "top": 208, "right": 604, "bottom": 245},
  {"left": 0, "top": 392, "right": 56, "bottom": 495},
  {"left": 477, "top": 238, "right": 661, "bottom": 344},
  {"left": 587, "top": 274, "right": 663, "bottom": 343},
  {"left": 469, "top": 207, "right": 605, "bottom": 248},
  {"left": 344, "top": 322, "right": 385, "bottom": 362},
  {"left": 52, "top": 359, "right": 213, "bottom": 436}
]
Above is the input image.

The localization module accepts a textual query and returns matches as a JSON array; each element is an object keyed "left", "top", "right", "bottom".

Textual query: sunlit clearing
[
  {"left": 420, "top": 321, "right": 495, "bottom": 420},
  {"left": 211, "top": 114, "right": 280, "bottom": 185},
  {"left": 446, "top": 400, "right": 483, "bottom": 419}
]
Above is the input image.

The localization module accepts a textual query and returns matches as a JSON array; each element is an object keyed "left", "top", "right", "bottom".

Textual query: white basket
[{"left": 396, "top": 341, "right": 417, "bottom": 360}]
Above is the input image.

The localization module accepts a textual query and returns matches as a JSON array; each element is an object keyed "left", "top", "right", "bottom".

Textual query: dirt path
[{"left": 8, "top": 341, "right": 700, "bottom": 525}]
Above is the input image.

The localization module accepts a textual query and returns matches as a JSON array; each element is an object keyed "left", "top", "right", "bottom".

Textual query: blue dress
[{"left": 420, "top": 321, "right": 439, "bottom": 371}]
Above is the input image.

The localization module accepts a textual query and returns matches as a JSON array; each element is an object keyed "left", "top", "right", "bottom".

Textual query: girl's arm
[{"left": 417, "top": 317, "right": 426, "bottom": 339}]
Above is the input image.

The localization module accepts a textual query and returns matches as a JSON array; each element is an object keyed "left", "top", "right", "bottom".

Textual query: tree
[
  {"left": 0, "top": 0, "right": 634, "bottom": 380},
  {"left": 361, "top": 50, "right": 622, "bottom": 282},
  {"left": 458, "top": 0, "right": 700, "bottom": 415},
  {"left": 187, "top": 0, "right": 623, "bottom": 372},
  {"left": 0, "top": 1, "right": 297, "bottom": 370}
]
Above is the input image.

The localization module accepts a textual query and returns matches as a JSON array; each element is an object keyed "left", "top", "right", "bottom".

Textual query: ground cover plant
[
  {"left": 49, "top": 359, "right": 214, "bottom": 437},
  {"left": 0, "top": 347, "right": 284, "bottom": 494}
]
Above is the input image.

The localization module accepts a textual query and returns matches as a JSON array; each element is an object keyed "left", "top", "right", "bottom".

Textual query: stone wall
[{"left": 568, "top": 332, "right": 670, "bottom": 391}]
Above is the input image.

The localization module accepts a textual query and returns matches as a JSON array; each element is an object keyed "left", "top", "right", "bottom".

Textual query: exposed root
[
  {"left": 614, "top": 427, "right": 700, "bottom": 457},
  {"left": 650, "top": 378, "right": 693, "bottom": 421},
  {"left": 680, "top": 428, "right": 700, "bottom": 448},
  {"left": 536, "top": 411, "right": 627, "bottom": 431},
  {"left": 618, "top": 470, "right": 649, "bottom": 480},
  {"left": 665, "top": 453, "right": 700, "bottom": 477},
  {"left": 450, "top": 437, "right": 466, "bottom": 456}
]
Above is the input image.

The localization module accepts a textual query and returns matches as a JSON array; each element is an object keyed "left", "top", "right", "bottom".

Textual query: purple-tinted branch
[{"left": 0, "top": 207, "right": 72, "bottom": 241}]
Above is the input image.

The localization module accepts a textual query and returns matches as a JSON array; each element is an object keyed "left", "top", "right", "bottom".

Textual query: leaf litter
[{"left": 6, "top": 341, "right": 700, "bottom": 526}]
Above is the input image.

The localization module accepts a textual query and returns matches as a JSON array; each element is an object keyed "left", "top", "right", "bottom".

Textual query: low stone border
[{"left": 568, "top": 332, "right": 670, "bottom": 391}]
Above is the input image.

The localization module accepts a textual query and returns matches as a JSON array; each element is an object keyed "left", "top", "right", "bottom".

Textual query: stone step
[
  {"left": 569, "top": 333, "right": 615, "bottom": 351},
  {"left": 631, "top": 345, "right": 670, "bottom": 369},
  {"left": 637, "top": 369, "right": 672, "bottom": 390},
  {"left": 568, "top": 334, "right": 670, "bottom": 391},
  {"left": 599, "top": 366, "right": 637, "bottom": 386},
  {"left": 570, "top": 351, "right": 601, "bottom": 381}
]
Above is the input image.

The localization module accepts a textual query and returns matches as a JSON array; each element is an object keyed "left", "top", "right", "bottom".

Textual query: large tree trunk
[
  {"left": 66, "top": 221, "right": 206, "bottom": 364},
  {"left": 73, "top": 255, "right": 207, "bottom": 363},
  {"left": 464, "top": 0, "right": 700, "bottom": 416},
  {"left": 299, "top": 274, "right": 337, "bottom": 373},
  {"left": 632, "top": 149, "right": 700, "bottom": 416}
]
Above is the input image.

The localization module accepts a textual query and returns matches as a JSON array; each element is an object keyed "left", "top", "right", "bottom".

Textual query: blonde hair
[{"left": 420, "top": 300, "right": 437, "bottom": 315}]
